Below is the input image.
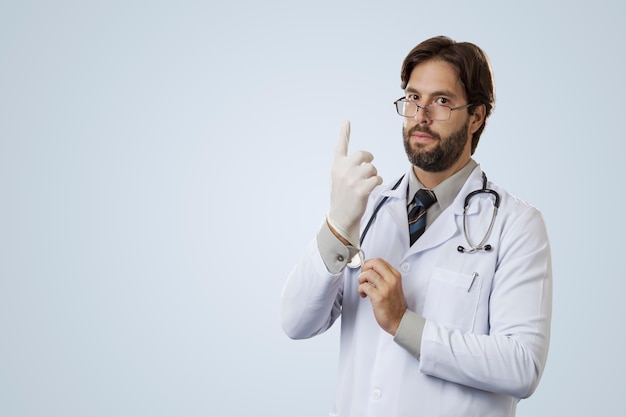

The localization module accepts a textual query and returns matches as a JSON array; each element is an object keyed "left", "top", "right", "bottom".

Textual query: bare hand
[{"left": 357, "top": 258, "right": 407, "bottom": 335}]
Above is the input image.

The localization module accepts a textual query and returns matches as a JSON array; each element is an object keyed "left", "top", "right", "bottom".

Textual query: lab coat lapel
[
  {"left": 407, "top": 166, "right": 484, "bottom": 254},
  {"left": 378, "top": 175, "right": 410, "bottom": 234}
]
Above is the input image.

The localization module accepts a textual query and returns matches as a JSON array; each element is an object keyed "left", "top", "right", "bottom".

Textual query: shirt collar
[{"left": 407, "top": 159, "right": 479, "bottom": 211}]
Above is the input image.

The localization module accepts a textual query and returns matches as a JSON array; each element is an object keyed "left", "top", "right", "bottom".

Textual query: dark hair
[{"left": 400, "top": 36, "right": 495, "bottom": 154}]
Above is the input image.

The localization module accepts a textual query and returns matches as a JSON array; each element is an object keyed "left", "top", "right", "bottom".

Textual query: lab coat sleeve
[
  {"left": 393, "top": 310, "right": 426, "bottom": 358},
  {"left": 280, "top": 222, "right": 347, "bottom": 340},
  {"left": 419, "top": 205, "right": 552, "bottom": 399}
]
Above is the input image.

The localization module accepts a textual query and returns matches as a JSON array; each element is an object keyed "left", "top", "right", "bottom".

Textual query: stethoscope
[{"left": 347, "top": 172, "right": 500, "bottom": 268}]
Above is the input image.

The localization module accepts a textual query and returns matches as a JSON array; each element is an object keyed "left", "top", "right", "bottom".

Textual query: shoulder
[
  {"left": 487, "top": 180, "right": 549, "bottom": 243},
  {"left": 489, "top": 180, "right": 543, "bottom": 217}
]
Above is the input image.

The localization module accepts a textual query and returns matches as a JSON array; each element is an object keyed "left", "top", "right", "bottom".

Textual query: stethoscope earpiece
[{"left": 457, "top": 243, "right": 492, "bottom": 254}]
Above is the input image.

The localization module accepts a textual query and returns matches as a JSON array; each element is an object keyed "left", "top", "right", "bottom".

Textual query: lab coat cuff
[
  {"left": 317, "top": 221, "right": 360, "bottom": 275},
  {"left": 393, "top": 310, "right": 426, "bottom": 359}
]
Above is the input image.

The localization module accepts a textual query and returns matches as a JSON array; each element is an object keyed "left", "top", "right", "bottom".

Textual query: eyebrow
[{"left": 405, "top": 87, "right": 460, "bottom": 100}]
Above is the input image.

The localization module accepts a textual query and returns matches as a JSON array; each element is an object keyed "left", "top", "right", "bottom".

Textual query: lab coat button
[
  {"left": 371, "top": 388, "right": 382, "bottom": 400},
  {"left": 337, "top": 255, "right": 344, "bottom": 262},
  {"left": 400, "top": 263, "right": 410, "bottom": 272}
]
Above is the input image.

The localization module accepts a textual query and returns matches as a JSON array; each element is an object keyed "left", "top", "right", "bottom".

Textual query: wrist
[{"left": 326, "top": 217, "right": 359, "bottom": 247}]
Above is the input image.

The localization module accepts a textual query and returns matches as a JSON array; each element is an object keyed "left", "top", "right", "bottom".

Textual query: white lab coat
[{"left": 281, "top": 166, "right": 552, "bottom": 417}]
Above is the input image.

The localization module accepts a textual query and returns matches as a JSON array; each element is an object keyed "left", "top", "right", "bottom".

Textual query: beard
[{"left": 402, "top": 121, "right": 469, "bottom": 173}]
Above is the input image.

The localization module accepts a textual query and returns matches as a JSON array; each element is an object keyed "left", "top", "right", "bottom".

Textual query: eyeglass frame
[{"left": 393, "top": 97, "right": 474, "bottom": 121}]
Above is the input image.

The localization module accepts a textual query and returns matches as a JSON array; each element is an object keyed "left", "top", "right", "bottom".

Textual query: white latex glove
[{"left": 327, "top": 120, "right": 383, "bottom": 247}]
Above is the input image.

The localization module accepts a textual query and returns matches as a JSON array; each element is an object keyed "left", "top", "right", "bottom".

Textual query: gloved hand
[{"left": 327, "top": 120, "right": 383, "bottom": 247}]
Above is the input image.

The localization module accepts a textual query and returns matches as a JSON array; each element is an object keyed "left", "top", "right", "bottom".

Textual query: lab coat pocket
[{"left": 422, "top": 268, "right": 482, "bottom": 332}]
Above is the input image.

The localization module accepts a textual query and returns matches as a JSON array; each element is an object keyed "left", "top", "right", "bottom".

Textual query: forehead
[{"left": 405, "top": 59, "right": 466, "bottom": 99}]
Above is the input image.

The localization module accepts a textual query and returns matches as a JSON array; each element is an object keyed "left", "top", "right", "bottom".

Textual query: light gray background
[{"left": 1, "top": 1, "right": 624, "bottom": 416}]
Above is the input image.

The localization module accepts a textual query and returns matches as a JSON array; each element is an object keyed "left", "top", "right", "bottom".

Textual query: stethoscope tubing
[
  {"left": 457, "top": 172, "right": 499, "bottom": 253},
  {"left": 348, "top": 171, "right": 499, "bottom": 268},
  {"left": 359, "top": 175, "right": 405, "bottom": 247}
]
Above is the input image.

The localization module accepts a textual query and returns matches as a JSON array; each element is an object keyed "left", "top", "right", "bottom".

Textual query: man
[{"left": 281, "top": 36, "right": 552, "bottom": 417}]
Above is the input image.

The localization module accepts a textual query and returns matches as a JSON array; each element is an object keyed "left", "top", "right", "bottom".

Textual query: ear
[{"left": 468, "top": 104, "right": 486, "bottom": 135}]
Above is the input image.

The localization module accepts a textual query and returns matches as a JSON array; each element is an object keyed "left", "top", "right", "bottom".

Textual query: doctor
[{"left": 281, "top": 36, "right": 552, "bottom": 417}]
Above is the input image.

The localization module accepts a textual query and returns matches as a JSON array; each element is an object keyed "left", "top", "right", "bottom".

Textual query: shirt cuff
[
  {"left": 393, "top": 310, "right": 426, "bottom": 359},
  {"left": 317, "top": 221, "right": 360, "bottom": 275}
]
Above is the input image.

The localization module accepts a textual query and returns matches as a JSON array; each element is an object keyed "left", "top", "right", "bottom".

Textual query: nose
[{"left": 413, "top": 105, "right": 432, "bottom": 124}]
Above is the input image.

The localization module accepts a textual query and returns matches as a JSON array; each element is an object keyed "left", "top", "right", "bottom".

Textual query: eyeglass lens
[{"left": 397, "top": 101, "right": 450, "bottom": 121}]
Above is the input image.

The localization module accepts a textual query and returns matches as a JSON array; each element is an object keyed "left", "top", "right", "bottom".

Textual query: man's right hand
[{"left": 327, "top": 120, "right": 383, "bottom": 247}]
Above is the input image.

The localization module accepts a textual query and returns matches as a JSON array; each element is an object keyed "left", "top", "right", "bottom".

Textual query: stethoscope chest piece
[
  {"left": 348, "top": 249, "right": 365, "bottom": 269},
  {"left": 347, "top": 250, "right": 364, "bottom": 269}
]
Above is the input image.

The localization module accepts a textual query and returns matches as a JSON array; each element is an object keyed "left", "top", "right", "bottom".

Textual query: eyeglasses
[{"left": 394, "top": 98, "right": 473, "bottom": 121}]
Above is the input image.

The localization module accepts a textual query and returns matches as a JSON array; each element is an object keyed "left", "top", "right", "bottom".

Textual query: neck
[{"left": 413, "top": 155, "right": 471, "bottom": 189}]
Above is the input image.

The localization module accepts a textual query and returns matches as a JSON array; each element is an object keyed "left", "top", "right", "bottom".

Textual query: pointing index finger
[{"left": 334, "top": 120, "right": 350, "bottom": 158}]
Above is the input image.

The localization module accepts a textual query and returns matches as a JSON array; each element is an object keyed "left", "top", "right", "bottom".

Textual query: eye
[
  {"left": 407, "top": 94, "right": 419, "bottom": 101},
  {"left": 435, "top": 97, "right": 450, "bottom": 105}
]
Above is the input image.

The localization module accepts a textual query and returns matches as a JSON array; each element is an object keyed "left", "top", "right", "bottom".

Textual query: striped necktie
[{"left": 408, "top": 189, "right": 437, "bottom": 245}]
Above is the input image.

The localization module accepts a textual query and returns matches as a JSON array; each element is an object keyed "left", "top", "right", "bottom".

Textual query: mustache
[{"left": 407, "top": 125, "right": 439, "bottom": 139}]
